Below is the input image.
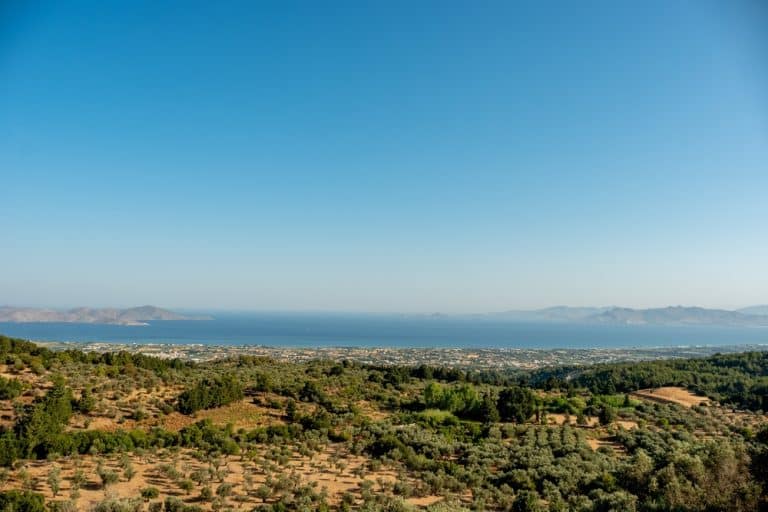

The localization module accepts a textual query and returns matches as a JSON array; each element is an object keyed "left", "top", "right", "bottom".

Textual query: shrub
[
  {"left": 92, "top": 498, "right": 142, "bottom": 512},
  {"left": 0, "top": 490, "right": 45, "bottom": 512},
  {"left": 141, "top": 487, "right": 160, "bottom": 500},
  {"left": 0, "top": 376, "right": 24, "bottom": 400}
]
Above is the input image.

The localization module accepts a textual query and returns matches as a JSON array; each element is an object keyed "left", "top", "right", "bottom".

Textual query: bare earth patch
[
  {"left": 632, "top": 387, "right": 709, "bottom": 408},
  {"left": 616, "top": 420, "right": 638, "bottom": 430},
  {"left": 547, "top": 413, "right": 599, "bottom": 427},
  {"left": 1, "top": 445, "right": 428, "bottom": 511},
  {"left": 408, "top": 496, "right": 444, "bottom": 507},
  {"left": 587, "top": 436, "right": 625, "bottom": 454}
]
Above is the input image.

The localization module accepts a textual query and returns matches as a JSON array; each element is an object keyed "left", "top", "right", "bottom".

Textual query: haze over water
[{"left": 1, "top": 313, "right": 767, "bottom": 349}]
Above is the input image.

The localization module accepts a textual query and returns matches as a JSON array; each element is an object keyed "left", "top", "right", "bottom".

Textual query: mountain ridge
[
  {"left": 0, "top": 305, "right": 212, "bottom": 326},
  {"left": 737, "top": 305, "right": 768, "bottom": 317},
  {"left": 485, "top": 305, "right": 768, "bottom": 326},
  {"left": 588, "top": 306, "right": 768, "bottom": 326},
  {"left": 1, "top": 304, "right": 766, "bottom": 327}
]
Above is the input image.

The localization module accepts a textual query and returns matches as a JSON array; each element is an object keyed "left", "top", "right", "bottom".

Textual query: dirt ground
[
  {"left": 546, "top": 413, "right": 599, "bottom": 427},
  {"left": 586, "top": 437, "right": 625, "bottom": 454},
  {"left": 3, "top": 445, "right": 443, "bottom": 510},
  {"left": 632, "top": 386, "right": 709, "bottom": 408}
]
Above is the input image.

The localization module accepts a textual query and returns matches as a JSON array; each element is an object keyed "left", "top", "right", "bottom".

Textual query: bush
[
  {"left": 75, "top": 388, "right": 96, "bottom": 414},
  {"left": 0, "top": 490, "right": 45, "bottom": 512},
  {"left": 141, "top": 487, "right": 160, "bottom": 500},
  {"left": 0, "top": 376, "right": 24, "bottom": 400},
  {"left": 164, "top": 497, "right": 184, "bottom": 512},
  {"left": 92, "top": 498, "right": 142, "bottom": 512},
  {"left": 416, "top": 409, "right": 459, "bottom": 427}
]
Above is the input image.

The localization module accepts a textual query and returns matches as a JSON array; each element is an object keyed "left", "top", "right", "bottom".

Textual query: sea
[{"left": 1, "top": 312, "right": 767, "bottom": 349}]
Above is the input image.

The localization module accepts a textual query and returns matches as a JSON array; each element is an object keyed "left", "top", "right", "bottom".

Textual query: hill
[
  {"left": 589, "top": 305, "right": 768, "bottom": 326},
  {"left": 0, "top": 305, "right": 212, "bottom": 326},
  {"left": 491, "top": 306, "right": 611, "bottom": 322},
  {"left": 0, "top": 334, "right": 765, "bottom": 511},
  {"left": 739, "top": 305, "right": 768, "bottom": 316},
  {"left": 488, "top": 305, "right": 768, "bottom": 326}
]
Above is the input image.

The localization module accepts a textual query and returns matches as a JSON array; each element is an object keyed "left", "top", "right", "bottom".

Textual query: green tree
[
  {"left": 177, "top": 375, "right": 244, "bottom": 414},
  {"left": 47, "top": 465, "right": 62, "bottom": 497},
  {"left": 0, "top": 490, "right": 46, "bottom": 512},
  {"left": 76, "top": 388, "right": 96, "bottom": 414},
  {"left": 479, "top": 392, "right": 500, "bottom": 423},
  {"left": 512, "top": 490, "right": 543, "bottom": 512},
  {"left": 98, "top": 468, "right": 119, "bottom": 491},
  {"left": 599, "top": 405, "right": 617, "bottom": 426},
  {"left": 497, "top": 386, "right": 536, "bottom": 423},
  {"left": 285, "top": 399, "right": 298, "bottom": 422},
  {"left": 14, "top": 377, "right": 73, "bottom": 459}
]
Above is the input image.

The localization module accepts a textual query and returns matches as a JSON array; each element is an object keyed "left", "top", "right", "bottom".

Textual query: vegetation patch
[{"left": 0, "top": 334, "right": 765, "bottom": 511}]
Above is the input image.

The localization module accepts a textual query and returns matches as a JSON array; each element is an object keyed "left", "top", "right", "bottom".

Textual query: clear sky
[{"left": 1, "top": 1, "right": 767, "bottom": 313}]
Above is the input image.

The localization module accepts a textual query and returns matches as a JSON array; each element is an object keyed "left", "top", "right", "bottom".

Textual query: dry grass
[
  {"left": 1, "top": 445, "right": 436, "bottom": 510},
  {"left": 354, "top": 400, "right": 391, "bottom": 421},
  {"left": 632, "top": 386, "right": 709, "bottom": 408},
  {"left": 159, "top": 398, "right": 287, "bottom": 431}
]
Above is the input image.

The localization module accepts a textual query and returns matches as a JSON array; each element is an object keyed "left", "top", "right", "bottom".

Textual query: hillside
[{"left": 0, "top": 334, "right": 765, "bottom": 511}]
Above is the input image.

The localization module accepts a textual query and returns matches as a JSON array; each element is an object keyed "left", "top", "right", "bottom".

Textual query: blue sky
[{"left": 1, "top": 1, "right": 767, "bottom": 312}]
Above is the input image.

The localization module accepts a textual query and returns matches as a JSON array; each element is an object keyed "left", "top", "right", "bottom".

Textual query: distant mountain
[
  {"left": 483, "top": 305, "right": 768, "bottom": 326},
  {"left": 0, "top": 305, "right": 212, "bottom": 326},
  {"left": 588, "top": 306, "right": 768, "bottom": 326},
  {"left": 737, "top": 305, "right": 768, "bottom": 316},
  {"left": 491, "top": 306, "right": 611, "bottom": 322}
]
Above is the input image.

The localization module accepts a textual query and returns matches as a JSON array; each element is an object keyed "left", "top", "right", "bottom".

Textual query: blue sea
[{"left": 1, "top": 312, "right": 767, "bottom": 349}]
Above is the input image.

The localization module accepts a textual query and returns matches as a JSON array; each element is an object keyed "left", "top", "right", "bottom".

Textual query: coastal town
[{"left": 36, "top": 340, "right": 768, "bottom": 370}]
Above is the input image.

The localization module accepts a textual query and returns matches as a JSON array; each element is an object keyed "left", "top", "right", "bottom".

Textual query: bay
[{"left": 1, "top": 312, "right": 767, "bottom": 349}]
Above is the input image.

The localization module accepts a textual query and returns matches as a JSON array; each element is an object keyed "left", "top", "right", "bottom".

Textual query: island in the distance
[
  {"left": 485, "top": 305, "right": 768, "bottom": 326},
  {"left": 0, "top": 305, "right": 212, "bottom": 326}
]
